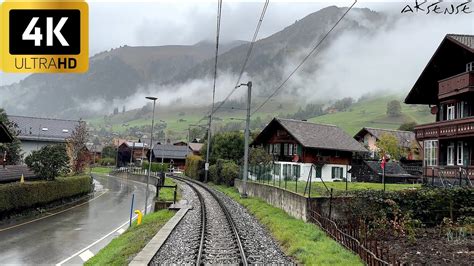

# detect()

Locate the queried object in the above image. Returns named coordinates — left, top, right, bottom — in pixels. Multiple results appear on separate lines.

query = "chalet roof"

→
left=124, top=141, right=148, bottom=148
left=8, top=115, right=80, bottom=142
left=364, top=160, right=412, bottom=178
left=405, top=34, right=474, bottom=104
left=254, top=118, right=367, bottom=153
left=0, top=122, right=13, bottom=143
left=448, top=34, right=474, bottom=51
left=152, top=144, right=188, bottom=159
left=354, top=127, right=415, bottom=149
left=189, top=143, right=204, bottom=152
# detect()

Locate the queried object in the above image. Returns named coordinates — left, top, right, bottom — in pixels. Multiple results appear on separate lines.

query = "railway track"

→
left=172, top=176, right=248, bottom=266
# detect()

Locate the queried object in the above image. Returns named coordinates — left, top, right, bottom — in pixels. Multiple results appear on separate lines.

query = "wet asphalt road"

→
left=0, top=174, right=154, bottom=265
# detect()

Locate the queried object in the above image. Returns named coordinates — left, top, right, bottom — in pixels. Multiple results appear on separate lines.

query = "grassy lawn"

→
left=91, top=167, right=112, bottom=174
left=85, top=209, right=175, bottom=266
left=156, top=177, right=180, bottom=201
left=212, top=185, right=363, bottom=265
left=254, top=180, right=421, bottom=197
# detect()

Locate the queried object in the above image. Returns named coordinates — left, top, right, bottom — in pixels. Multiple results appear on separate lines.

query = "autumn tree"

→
left=377, top=133, right=403, bottom=160
left=67, top=121, right=89, bottom=174
left=0, top=108, right=22, bottom=164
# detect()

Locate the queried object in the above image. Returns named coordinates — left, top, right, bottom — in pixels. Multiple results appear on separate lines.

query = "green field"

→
left=213, top=184, right=363, bottom=265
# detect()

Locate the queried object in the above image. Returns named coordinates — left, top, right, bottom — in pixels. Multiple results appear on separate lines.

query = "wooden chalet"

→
left=405, top=34, right=474, bottom=181
left=252, top=118, right=367, bottom=182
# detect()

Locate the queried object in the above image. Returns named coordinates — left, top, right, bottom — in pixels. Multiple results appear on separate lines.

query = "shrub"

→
left=25, top=144, right=70, bottom=180
left=208, top=164, right=218, bottom=183
left=221, top=161, right=239, bottom=186
left=0, top=175, right=92, bottom=215
left=185, top=155, right=204, bottom=181
left=99, top=157, right=115, bottom=166
left=142, top=162, right=170, bottom=172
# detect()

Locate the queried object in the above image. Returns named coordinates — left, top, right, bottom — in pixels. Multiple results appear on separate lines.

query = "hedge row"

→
left=0, top=175, right=93, bottom=215
left=142, top=162, right=170, bottom=172
left=185, top=155, right=205, bottom=181
left=209, top=159, right=239, bottom=186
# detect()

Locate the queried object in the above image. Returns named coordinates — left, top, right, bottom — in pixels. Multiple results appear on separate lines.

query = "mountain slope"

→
left=1, top=6, right=386, bottom=118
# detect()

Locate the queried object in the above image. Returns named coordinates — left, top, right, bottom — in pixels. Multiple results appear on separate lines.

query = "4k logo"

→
left=1, top=1, right=88, bottom=73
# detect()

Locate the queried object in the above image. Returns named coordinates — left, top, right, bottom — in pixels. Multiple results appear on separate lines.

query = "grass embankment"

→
left=213, top=185, right=363, bottom=265
left=256, top=180, right=421, bottom=197
left=85, top=209, right=175, bottom=265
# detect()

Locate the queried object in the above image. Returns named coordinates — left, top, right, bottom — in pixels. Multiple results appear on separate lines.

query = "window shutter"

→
left=331, top=167, right=335, bottom=179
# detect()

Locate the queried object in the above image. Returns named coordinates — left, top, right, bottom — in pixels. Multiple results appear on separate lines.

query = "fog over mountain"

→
left=0, top=4, right=472, bottom=118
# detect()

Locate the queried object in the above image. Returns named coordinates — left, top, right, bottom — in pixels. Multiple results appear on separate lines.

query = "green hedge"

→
left=0, top=175, right=93, bottom=215
left=185, top=155, right=204, bottom=181
left=142, top=162, right=170, bottom=172
left=209, top=159, right=239, bottom=186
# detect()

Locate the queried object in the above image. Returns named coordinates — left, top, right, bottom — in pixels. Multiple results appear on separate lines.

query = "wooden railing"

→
left=438, top=71, right=474, bottom=99
left=415, top=117, right=474, bottom=139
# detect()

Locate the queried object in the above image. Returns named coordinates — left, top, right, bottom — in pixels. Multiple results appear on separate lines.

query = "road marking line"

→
left=78, top=250, right=94, bottom=262
left=0, top=190, right=109, bottom=233
left=56, top=204, right=152, bottom=266
left=117, top=228, right=125, bottom=234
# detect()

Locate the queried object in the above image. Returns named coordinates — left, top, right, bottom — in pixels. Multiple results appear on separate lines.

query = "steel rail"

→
left=172, top=175, right=248, bottom=266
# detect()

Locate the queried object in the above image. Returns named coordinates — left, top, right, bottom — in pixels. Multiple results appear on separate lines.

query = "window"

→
left=292, top=165, right=301, bottom=180
left=273, top=143, right=280, bottom=155
left=447, top=142, right=455, bottom=166
left=467, top=62, right=474, bottom=72
left=283, top=143, right=288, bottom=156
left=288, top=144, right=294, bottom=156
left=457, top=102, right=464, bottom=119
left=457, top=141, right=464, bottom=166
left=282, top=164, right=291, bottom=179
left=331, top=167, right=343, bottom=179
left=424, top=140, right=438, bottom=166
left=447, top=104, right=455, bottom=120
left=273, top=163, right=281, bottom=177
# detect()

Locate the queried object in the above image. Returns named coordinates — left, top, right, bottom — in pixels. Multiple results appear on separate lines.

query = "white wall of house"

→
left=20, top=140, right=65, bottom=159
left=249, top=161, right=352, bottom=182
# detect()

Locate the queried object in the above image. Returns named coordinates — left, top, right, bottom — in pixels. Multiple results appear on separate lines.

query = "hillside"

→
left=88, top=95, right=434, bottom=141
left=309, top=96, right=434, bottom=135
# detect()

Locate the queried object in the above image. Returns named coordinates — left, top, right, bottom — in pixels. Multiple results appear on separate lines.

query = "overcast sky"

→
left=0, top=0, right=472, bottom=85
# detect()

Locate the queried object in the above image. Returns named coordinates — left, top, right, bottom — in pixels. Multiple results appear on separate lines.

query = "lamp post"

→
left=145, top=96, right=157, bottom=215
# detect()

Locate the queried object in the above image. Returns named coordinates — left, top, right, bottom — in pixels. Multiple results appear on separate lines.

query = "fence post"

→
left=328, top=188, right=333, bottom=219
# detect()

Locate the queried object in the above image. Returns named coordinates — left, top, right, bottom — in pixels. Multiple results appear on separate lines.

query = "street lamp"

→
left=145, top=96, right=157, bottom=215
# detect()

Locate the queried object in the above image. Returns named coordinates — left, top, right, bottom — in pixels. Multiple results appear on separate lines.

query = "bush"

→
left=220, top=161, right=239, bottom=186
left=25, top=144, right=70, bottom=180
left=99, top=157, right=115, bottom=166
left=209, top=159, right=239, bottom=186
left=185, top=155, right=204, bottom=181
left=0, top=175, right=92, bottom=215
left=142, top=162, right=170, bottom=172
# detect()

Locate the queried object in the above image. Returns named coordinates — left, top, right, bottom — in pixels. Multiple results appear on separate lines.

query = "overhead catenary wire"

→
left=196, top=0, right=270, bottom=125
left=250, top=0, right=357, bottom=116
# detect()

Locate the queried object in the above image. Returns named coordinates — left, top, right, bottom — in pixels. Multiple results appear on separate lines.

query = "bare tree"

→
left=67, top=120, right=89, bottom=174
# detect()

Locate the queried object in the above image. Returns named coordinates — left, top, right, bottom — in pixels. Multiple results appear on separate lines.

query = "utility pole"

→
left=205, top=115, right=212, bottom=182
left=239, top=81, right=252, bottom=198
left=145, top=96, right=157, bottom=215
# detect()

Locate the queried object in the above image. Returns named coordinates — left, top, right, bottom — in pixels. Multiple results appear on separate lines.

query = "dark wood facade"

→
left=252, top=119, right=353, bottom=166
left=405, top=34, right=474, bottom=179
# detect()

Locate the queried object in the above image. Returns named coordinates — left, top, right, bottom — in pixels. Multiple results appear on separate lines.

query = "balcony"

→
left=438, top=71, right=474, bottom=99
left=415, top=116, right=474, bottom=140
